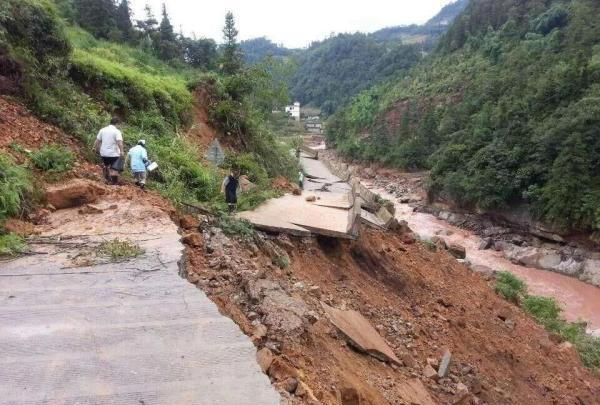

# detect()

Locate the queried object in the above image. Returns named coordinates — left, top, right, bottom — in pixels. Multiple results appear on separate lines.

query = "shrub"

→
left=0, top=233, right=26, bottom=256
left=98, top=238, right=144, bottom=262
left=272, top=254, right=290, bottom=269
left=218, top=214, right=255, bottom=240
left=224, top=153, right=269, bottom=186
left=0, top=154, right=33, bottom=220
left=30, top=144, right=74, bottom=172
left=494, top=271, right=527, bottom=303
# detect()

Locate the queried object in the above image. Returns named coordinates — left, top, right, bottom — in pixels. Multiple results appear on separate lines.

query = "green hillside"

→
left=0, top=0, right=295, bottom=210
left=328, top=0, right=600, bottom=232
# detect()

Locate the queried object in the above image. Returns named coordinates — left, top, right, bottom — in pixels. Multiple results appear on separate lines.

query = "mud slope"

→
left=183, top=223, right=600, bottom=405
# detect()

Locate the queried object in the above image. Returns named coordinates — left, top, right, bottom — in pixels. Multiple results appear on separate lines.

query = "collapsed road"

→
left=0, top=193, right=279, bottom=405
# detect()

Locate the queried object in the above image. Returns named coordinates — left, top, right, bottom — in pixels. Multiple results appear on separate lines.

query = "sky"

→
left=130, top=0, right=456, bottom=48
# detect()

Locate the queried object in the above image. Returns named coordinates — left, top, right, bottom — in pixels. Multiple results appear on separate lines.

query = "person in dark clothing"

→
left=221, top=169, right=241, bottom=213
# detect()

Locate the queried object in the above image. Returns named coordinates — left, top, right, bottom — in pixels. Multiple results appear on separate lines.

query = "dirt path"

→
left=0, top=196, right=279, bottom=404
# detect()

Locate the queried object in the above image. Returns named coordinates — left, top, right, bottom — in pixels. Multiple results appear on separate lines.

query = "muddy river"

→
left=364, top=183, right=600, bottom=336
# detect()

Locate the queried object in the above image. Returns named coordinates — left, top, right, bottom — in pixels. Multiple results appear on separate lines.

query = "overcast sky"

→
left=130, top=0, right=456, bottom=48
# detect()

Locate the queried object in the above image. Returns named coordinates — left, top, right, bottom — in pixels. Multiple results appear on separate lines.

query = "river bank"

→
left=317, top=148, right=600, bottom=334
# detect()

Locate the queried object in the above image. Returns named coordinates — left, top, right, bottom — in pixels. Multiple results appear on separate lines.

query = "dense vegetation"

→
left=239, top=1, right=467, bottom=114
left=495, top=271, right=600, bottom=371
left=0, top=0, right=296, bottom=218
left=328, top=0, right=600, bottom=232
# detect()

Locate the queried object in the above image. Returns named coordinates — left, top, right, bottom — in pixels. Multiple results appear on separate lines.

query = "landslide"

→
left=182, top=220, right=600, bottom=404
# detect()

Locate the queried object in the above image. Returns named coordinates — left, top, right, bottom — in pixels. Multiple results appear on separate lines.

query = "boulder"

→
left=256, top=347, right=274, bottom=373
left=181, top=233, right=203, bottom=248
left=448, top=244, right=466, bottom=259
left=45, top=179, right=104, bottom=209
left=423, top=364, right=438, bottom=381
left=268, top=358, right=299, bottom=381
left=179, top=215, right=200, bottom=230
left=581, top=259, right=600, bottom=287
left=431, top=236, right=447, bottom=250
left=478, top=238, right=493, bottom=250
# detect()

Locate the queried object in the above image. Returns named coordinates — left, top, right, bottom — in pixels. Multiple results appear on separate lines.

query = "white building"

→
left=285, top=102, right=301, bottom=121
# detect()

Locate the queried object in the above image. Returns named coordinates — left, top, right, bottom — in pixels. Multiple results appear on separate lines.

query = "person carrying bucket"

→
left=126, top=139, right=151, bottom=190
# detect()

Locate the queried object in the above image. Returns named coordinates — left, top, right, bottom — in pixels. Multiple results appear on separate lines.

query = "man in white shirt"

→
left=94, top=117, right=124, bottom=185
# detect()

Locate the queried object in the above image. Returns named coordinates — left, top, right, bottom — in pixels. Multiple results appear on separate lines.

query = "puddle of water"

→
left=369, top=185, right=600, bottom=334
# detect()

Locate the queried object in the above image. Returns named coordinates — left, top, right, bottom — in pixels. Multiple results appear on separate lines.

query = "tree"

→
left=115, top=0, right=134, bottom=41
left=183, top=37, right=218, bottom=69
left=221, top=11, right=243, bottom=75
left=136, top=3, right=158, bottom=37
left=74, top=0, right=117, bottom=39
left=156, top=4, right=180, bottom=60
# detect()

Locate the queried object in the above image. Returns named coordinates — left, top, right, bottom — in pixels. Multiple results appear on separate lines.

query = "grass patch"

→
left=0, top=233, right=26, bottom=256
left=272, top=254, right=290, bottom=269
left=494, top=271, right=527, bottom=304
left=98, top=238, right=144, bottom=262
left=30, top=145, right=74, bottom=173
left=495, top=273, right=600, bottom=372
left=218, top=215, right=255, bottom=241
left=0, top=153, right=34, bottom=220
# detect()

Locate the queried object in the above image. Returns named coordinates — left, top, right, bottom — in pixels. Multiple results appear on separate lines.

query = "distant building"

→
left=285, top=102, right=301, bottom=121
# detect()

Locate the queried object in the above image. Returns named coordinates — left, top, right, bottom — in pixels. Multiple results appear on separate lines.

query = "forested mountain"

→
left=240, top=37, right=298, bottom=64
left=239, top=1, right=468, bottom=114
left=328, top=0, right=600, bottom=232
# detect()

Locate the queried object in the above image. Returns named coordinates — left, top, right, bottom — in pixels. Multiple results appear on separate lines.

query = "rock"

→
left=454, top=383, right=470, bottom=404
left=77, top=204, right=103, bottom=215
left=295, top=381, right=318, bottom=400
left=504, top=319, right=516, bottom=330
left=397, top=379, right=436, bottom=405
left=247, top=311, right=259, bottom=321
left=337, top=386, right=361, bottom=405
left=448, top=244, right=466, bottom=259
left=280, top=377, right=298, bottom=393
left=305, top=195, right=316, bottom=202
left=246, top=279, right=309, bottom=336
left=431, top=236, right=447, bottom=250
left=558, top=341, right=574, bottom=353
left=438, top=349, right=452, bottom=378
left=252, top=324, right=268, bottom=339
left=268, top=358, right=299, bottom=381
left=45, top=179, right=104, bottom=209
left=401, top=352, right=417, bottom=368
left=478, top=238, right=493, bottom=250
left=256, top=347, right=274, bottom=373
left=179, top=215, right=200, bottom=230
left=292, top=187, right=302, bottom=196
left=423, top=364, right=438, bottom=381
left=581, top=259, right=600, bottom=287
left=181, top=233, right=203, bottom=248
left=427, top=358, right=439, bottom=368
left=471, top=265, right=495, bottom=280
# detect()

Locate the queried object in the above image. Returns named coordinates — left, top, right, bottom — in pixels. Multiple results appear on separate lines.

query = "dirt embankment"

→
left=181, top=218, right=600, bottom=405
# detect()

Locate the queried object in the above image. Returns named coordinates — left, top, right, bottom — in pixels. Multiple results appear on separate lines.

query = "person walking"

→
left=94, top=117, right=124, bottom=185
left=221, top=168, right=241, bottom=214
left=126, top=140, right=149, bottom=190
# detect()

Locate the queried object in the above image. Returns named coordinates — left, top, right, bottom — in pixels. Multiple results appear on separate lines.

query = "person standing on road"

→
left=126, top=140, right=149, bottom=190
left=221, top=168, right=241, bottom=214
left=94, top=117, right=124, bottom=185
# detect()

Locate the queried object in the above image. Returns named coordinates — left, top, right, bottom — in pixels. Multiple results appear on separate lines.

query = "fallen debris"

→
left=322, top=303, right=401, bottom=365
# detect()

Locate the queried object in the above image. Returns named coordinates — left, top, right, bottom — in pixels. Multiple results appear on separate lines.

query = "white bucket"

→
left=146, top=161, right=158, bottom=172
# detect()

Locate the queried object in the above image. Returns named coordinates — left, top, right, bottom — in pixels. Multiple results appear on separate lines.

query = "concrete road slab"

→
left=0, top=199, right=280, bottom=405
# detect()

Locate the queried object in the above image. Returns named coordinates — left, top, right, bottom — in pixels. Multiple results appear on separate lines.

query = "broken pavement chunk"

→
left=322, top=303, right=401, bottom=365
left=438, top=349, right=452, bottom=378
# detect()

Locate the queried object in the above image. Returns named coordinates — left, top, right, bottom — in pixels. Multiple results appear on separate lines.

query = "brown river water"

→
left=365, top=183, right=600, bottom=335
